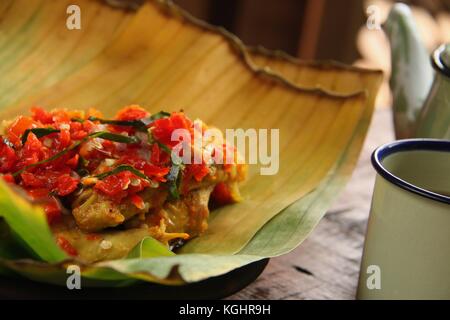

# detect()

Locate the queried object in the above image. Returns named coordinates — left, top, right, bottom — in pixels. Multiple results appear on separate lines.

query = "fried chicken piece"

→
left=72, top=188, right=167, bottom=232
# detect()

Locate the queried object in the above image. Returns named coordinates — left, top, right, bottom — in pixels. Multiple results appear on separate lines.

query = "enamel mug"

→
left=416, top=44, right=450, bottom=139
left=357, top=139, right=450, bottom=299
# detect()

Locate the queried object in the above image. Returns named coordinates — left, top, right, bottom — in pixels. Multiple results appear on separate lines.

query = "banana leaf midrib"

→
left=149, top=0, right=382, bottom=98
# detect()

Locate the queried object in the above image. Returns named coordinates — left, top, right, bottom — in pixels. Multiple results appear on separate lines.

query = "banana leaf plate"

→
left=0, top=259, right=269, bottom=299
left=0, top=0, right=383, bottom=297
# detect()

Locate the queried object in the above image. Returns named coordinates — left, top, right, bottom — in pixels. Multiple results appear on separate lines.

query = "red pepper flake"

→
left=57, top=129, right=71, bottom=149
left=21, top=172, right=46, bottom=188
left=44, top=200, right=62, bottom=225
left=31, top=107, right=53, bottom=124
left=82, top=119, right=96, bottom=133
left=109, top=105, right=150, bottom=134
left=56, top=236, right=78, bottom=257
left=86, top=233, right=102, bottom=241
left=65, top=154, right=79, bottom=168
left=150, top=143, right=161, bottom=165
left=20, top=132, right=44, bottom=167
left=69, top=121, right=83, bottom=131
left=211, top=182, right=233, bottom=206
left=25, top=188, right=62, bottom=223
left=143, top=164, right=170, bottom=182
left=7, top=116, right=36, bottom=147
left=0, top=140, right=18, bottom=173
left=152, top=112, right=192, bottom=147
left=119, top=154, right=147, bottom=170
left=94, top=171, right=131, bottom=199
left=55, top=174, right=79, bottom=196
left=71, top=130, right=88, bottom=140
left=2, top=174, right=15, bottom=184
left=115, top=105, right=149, bottom=121
left=26, top=187, right=51, bottom=199
left=130, top=194, right=145, bottom=210
left=188, top=164, right=209, bottom=182
left=51, top=109, right=71, bottom=123
left=149, top=143, right=170, bottom=166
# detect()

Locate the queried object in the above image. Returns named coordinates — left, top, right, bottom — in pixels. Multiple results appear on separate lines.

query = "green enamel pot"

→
left=416, top=44, right=450, bottom=139
left=357, top=139, right=450, bottom=299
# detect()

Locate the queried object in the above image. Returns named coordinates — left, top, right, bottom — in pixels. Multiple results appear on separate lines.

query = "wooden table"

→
left=229, top=108, right=394, bottom=300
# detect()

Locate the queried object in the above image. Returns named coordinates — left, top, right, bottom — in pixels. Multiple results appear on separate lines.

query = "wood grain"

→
left=228, top=108, right=394, bottom=300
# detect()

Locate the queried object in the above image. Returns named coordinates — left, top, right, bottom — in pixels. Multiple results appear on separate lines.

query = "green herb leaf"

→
left=95, top=164, right=149, bottom=181
left=87, top=111, right=170, bottom=132
left=166, top=163, right=182, bottom=199
left=0, top=181, right=67, bottom=262
left=127, top=236, right=175, bottom=259
left=90, top=131, right=140, bottom=144
left=156, top=141, right=172, bottom=155
left=154, top=141, right=182, bottom=199
left=87, top=117, right=148, bottom=132
left=21, top=128, right=60, bottom=145
left=149, top=111, right=171, bottom=121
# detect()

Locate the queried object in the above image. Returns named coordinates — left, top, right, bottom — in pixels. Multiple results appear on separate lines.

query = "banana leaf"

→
left=0, top=0, right=383, bottom=286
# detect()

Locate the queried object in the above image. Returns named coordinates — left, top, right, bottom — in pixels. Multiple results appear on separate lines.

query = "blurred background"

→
left=171, top=0, right=450, bottom=108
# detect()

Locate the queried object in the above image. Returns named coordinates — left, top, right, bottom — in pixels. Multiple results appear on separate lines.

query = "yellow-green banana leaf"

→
left=0, top=0, right=382, bottom=286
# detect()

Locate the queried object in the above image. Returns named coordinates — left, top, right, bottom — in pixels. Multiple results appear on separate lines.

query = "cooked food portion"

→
left=72, top=187, right=168, bottom=232
left=0, top=106, right=246, bottom=262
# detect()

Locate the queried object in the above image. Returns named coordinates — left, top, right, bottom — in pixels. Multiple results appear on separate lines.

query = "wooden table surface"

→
left=228, top=108, right=394, bottom=300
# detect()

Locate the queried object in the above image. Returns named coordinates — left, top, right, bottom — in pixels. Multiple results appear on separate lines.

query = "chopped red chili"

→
left=130, top=194, right=145, bottom=209
left=1, top=106, right=233, bottom=223
left=211, top=182, right=233, bottom=206
left=86, top=233, right=102, bottom=241
left=56, top=236, right=78, bottom=256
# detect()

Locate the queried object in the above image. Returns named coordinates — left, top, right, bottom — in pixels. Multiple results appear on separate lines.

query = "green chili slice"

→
left=95, top=164, right=149, bottom=181
left=85, top=111, right=171, bottom=132
left=21, top=128, right=60, bottom=145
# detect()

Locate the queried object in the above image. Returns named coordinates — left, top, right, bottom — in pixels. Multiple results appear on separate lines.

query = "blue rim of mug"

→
left=431, top=44, right=450, bottom=78
left=372, top=139, right=450, bottom=205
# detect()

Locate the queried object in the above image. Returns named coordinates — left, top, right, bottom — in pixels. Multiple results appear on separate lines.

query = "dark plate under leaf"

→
left=0, top=259, right=268, bottom=300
